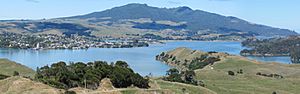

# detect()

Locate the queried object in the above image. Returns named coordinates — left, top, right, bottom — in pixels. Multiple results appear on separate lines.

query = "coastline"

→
left=159, top=40, right=242, bottom=43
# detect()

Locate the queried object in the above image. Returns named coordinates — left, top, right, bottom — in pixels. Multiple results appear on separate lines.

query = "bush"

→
left=256, top=72, right=261, bottom=75
left=188, top=56, right=220, bottom=70
left=0, top=74, right=9, bottom=80
left=65, top=91, right=76, bottom=94
left=237, top=69, right=243, bottom=74
left=13, top=71, right=19, bottom=76
left=163, top=69, right=199, bottom=86
left=228, top=71, right=235, bottom=76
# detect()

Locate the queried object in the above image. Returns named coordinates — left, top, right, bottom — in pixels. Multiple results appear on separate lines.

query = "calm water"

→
left=0, top=41, right=292, bottom=76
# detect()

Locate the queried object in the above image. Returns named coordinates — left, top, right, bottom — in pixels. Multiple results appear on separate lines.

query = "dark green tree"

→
left=115, top=61, right=129, bottom=68
left=13, top=71, right=19, bottom=76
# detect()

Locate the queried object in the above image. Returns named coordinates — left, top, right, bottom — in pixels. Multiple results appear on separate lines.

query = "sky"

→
left=0, top=0, right=299, bottom=32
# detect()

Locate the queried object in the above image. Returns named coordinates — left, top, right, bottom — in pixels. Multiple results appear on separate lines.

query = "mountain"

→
left=66, top=3, right=297, bottom=36
left=0, top=3, right=297, bottom=39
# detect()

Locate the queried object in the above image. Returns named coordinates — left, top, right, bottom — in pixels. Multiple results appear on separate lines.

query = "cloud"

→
left=26, top=0, right=39, bottom=3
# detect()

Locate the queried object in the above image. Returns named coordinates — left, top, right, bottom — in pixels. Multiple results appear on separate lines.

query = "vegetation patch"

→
left=35, top=61, right=149, bottom=89
left=0, top=74, right=9, bottom=80
left=256, top=72, right=283, bottom=79
left=241, top=36, right=300, bottom=63
left=156, top=47, right=226, bottom=71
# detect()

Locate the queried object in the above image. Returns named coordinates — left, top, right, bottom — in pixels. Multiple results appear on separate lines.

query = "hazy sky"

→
left=1, top=0, right=299, bottom=32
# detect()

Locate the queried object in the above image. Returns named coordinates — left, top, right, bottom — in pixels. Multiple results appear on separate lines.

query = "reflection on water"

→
left=0, top=41, right=291, bottom=76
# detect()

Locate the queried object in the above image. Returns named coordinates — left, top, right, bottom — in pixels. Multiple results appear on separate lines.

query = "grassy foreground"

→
left=195, top=56, right=300, bottom=94
left=0, top=58, right=214, bottom=94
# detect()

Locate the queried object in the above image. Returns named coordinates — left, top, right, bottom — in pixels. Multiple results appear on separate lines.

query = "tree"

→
left=237, top=69, right=243, bottom=74
left=160, top=52, right=165, bottom=56
left=228, top=71, right=235, bottom=76
left=115, top=61, right=129, bottom=68
left=65, top=91, right=76, bottom=94
left=13, top=71, right=19, bottom=76
left=0, top=74, right=9, bottom=80
left=183, top=70, right=195, bottom=82
left=164, top=68, right=183, bottom=82
left=182, top=88, right=186, bottom=93
left=35, top=61, right=149, bottom=89
left=291, top=46, right=300, bottom=64
left=166, top=68, right=179, bottom=75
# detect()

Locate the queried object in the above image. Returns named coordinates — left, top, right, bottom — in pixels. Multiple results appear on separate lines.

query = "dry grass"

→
left=0, top=58, right=35, bottom=77
left=0, top=76, right=64, bottom=94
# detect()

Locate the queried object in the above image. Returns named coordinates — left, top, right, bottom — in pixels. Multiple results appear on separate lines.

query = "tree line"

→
left=241, top=36, right=300, bottom=63
left=35, top=61, right=149, bottom=89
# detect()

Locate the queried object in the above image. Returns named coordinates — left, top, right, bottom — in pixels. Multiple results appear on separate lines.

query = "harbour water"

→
left=0, top=41, right=292, bottom=76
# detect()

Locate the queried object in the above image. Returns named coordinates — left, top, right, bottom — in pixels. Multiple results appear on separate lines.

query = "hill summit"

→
left=67, top=3, right=297, bottom=37
left=0, top=3, right=297, bottom=39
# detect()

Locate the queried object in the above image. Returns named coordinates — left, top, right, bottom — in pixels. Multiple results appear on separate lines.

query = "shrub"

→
left=256, top=72, right=261, bottom=75
left=65, top=91, right=76, bottom=94
left=228, top=71, right=235, bottom=76
left=0, top=74, right=9, bottom=80
left=13, top=71, right=19, bottom=76
left=237, top=69, right=243, bottom=74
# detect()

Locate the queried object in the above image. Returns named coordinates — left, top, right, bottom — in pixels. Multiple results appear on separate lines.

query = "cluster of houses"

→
left=0, top=33, right=150, bottom=50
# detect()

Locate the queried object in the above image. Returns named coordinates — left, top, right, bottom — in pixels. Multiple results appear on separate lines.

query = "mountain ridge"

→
left=0, top=3, right=297, bottom=38
left=63, top=3, right=299, bottom=36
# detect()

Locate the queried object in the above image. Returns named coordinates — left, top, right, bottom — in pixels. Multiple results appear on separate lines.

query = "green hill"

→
left=196, top=56, right=300, bottom=94
left=68, top=3, right=297, bottom=37
left=0, top=59, right=35, bottom=77
left=157, top=47, right=300, bottom=94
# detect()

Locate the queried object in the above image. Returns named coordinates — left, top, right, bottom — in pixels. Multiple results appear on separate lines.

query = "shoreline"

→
left=241, top=54, right=290, bottom=57
left=0, top=40, right=242, bottom=50
left=159, top=40, right=242, bottom=42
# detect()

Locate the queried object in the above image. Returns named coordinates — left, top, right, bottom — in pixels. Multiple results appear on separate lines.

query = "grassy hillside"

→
left=154, top=80, right=216, bottom=94
left=195, top=56, right=300, bottom=94
left=66, top=78, right=215, bottom=94
left=0, top=75, right=214, bottom=94
left=0, top=59, right=35, bottom=77
left=157, top=48, right=300, bottom=94
left=0, top=76, right=64, bottom=94
left=156, top=47, right=229, bottom=70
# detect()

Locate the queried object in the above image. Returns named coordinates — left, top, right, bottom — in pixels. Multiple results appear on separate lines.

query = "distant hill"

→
left=67, top=3, right=297, bottom=37
left=0, top=3, right=297, bottom=38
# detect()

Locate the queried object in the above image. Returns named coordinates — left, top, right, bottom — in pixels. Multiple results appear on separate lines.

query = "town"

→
left=0, top=33, right=153, bottom=50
